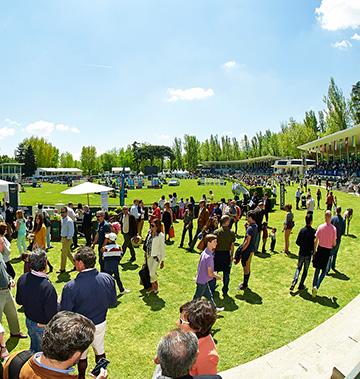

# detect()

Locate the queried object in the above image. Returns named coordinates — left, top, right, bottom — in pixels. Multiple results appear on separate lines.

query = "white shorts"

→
left=80, top=321, right=106, bottom=359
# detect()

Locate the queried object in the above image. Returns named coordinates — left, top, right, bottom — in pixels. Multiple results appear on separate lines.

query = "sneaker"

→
left=289, top=283, right=295, bottom=291
left=216, top=307, right=224, bottom=312
left=119, top=289, right=130, bottom=295
left=129, top=257, right=136, bottom=262
left=312, top=286, right=318, bottom=297
left=298, top=284, right=306, bottom=291
left=238, top=283, right=247, bottom=290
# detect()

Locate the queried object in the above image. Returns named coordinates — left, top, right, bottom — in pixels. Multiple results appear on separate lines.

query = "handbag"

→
left=139, top=262, right=151, bottom=290
left=234, top=243, right=245, bottom=265
left=196, top=238, right=206, bottom=251
left=169, top=225, right=175, bottom=238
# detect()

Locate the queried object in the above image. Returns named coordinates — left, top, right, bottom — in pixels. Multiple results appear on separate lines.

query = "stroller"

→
left=301, top=195, right=307, bottom=209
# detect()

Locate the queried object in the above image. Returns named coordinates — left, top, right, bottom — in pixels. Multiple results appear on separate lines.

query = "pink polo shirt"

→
left=315, top=222, right=337, bottom=249
left=190, top=334, right=219, bottom=376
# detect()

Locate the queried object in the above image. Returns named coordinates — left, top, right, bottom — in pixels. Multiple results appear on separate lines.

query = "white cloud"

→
left=25, top=120, right=80, bottom=136
left=25, top=120, right=55, bottom=136
left=4, top=118, right=21, bottom=127
left=0, top=127, right=16, bottom=139
left=315, top=0, right=360, bottom=31
left=166, top=87, right=214, bottom=102
left=351, top=32, right=360, bottom=40
left=332, top=39, right=352, bottom=49
left=222, top=60, right=237, bottom=70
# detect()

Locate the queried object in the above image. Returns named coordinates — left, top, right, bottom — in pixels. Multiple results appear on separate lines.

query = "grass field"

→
left=7, top=180, right=360, bottom=378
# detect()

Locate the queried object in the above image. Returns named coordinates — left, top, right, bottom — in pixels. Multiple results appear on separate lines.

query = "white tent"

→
left=61, top=182, right=114, bottom=205
left=0, top=179, right=14, bottom=193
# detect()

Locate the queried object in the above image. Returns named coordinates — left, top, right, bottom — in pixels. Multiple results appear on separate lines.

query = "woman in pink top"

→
left=176, top=298, right=219, bottom=376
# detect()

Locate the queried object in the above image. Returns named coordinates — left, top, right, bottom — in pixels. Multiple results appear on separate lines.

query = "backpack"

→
left=6, top=350, right=33, bottom=378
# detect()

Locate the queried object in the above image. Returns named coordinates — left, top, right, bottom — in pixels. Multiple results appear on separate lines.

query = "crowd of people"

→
left=0, top=180, right=355, bottom=378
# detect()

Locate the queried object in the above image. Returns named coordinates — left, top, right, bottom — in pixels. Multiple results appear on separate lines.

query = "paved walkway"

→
left=220, top=295, right=360, bottom=379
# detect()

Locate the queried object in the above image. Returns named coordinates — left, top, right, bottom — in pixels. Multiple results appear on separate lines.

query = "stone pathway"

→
left=220, top=295, right=360, bottom=379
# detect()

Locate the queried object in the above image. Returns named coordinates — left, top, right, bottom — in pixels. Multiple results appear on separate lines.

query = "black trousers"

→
left=122, top=233, right=136, bottom=260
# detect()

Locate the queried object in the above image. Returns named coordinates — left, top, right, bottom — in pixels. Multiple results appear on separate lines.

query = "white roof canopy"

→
left=61, top=182, right=114, bottom=195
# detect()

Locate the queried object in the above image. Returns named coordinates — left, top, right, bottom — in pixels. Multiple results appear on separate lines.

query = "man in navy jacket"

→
left=61, top=246, right=116, bottom=379
left=16, top=250, right=58, bottom=353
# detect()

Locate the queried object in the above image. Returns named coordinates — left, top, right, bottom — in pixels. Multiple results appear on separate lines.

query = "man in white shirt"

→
left=67, top=203, right=78, bottom=249
left=306, top=194, right=315, bottom=215
left=130, top=199, right=140, bottom=224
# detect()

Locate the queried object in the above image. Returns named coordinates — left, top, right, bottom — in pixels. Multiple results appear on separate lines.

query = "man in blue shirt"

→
left=61, top=247, right=116, bottom=379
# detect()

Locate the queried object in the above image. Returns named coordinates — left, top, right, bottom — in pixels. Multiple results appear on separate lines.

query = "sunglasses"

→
left=179, top=317, right=189, bottom=325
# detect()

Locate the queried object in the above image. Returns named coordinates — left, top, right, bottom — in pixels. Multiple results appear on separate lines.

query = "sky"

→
left=0, top=0, right=360, bottom=159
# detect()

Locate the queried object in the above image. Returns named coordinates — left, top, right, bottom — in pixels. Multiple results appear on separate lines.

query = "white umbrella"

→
left=61, top=182, right=114, bottom=205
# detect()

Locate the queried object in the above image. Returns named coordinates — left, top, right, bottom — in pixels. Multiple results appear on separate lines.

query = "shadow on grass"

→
left=140, top=291, right=166, bottom=311
left=6, top=337, right=20, bottom=353
left=110, top=300, right=121, bottom=308
left=213, top=293, right=239, bottom=312
left=235, top=288, right=263, bottom=305
left=56, top=272, right=71, bottom=283
left=285, top=251, right=298, bottom=260
left=344, top=234, right=357, bottom=239
left=254, top=251, right=271, bottom=259
left=299, top=290, right=339, bottom=309
left=120, top=262, right=140, bottom=271
left=328, top=269, right=350, bottom=281
left=165, top=240, right=175, bottom=245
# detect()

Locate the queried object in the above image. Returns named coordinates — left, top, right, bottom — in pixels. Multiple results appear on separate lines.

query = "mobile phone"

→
left=90, top=357, right=110, bottom=377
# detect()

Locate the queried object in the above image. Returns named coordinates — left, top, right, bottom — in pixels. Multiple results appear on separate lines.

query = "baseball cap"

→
left=105, top=232, right=117, bottom=242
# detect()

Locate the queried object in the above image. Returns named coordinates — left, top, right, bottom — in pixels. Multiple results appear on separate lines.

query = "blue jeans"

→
left=26, top=317, right=44, bottom=353
left=312, top=268, right=327, bottom=289
left=292, top=255, right=311, bottom=287
left=193, top=282, right=216, bottom=308
left=326, top=240, right=341, bottom=273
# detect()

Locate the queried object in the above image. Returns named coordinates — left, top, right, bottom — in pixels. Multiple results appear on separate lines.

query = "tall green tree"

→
left=59, top=152, right=75, bottom=168
left=350, top=81, right=360, bottom=126
left=173, top=137, right=183, bottom=169
left=80, top=146, right=97, bottom=175
left=304, top=110, right=318, bottom=134
left=23, top=145, right=37, bottom=177
left=323, top=77, right=349, bottom=134
left=183, top=135, right=200, bottom=170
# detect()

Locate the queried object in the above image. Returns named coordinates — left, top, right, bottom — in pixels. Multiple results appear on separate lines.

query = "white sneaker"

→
left=120, top=289, right=130, bottom=295
left=216, top=307, right=224, bottom=312
left=312, top=287, right=317, bottom=297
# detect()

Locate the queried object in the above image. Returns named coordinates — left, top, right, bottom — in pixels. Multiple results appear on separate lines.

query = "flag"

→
left=352, top=135, right=356, bottom=147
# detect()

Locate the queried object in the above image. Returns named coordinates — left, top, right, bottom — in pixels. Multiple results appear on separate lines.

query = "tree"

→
left=80, top=146, right=97, bottom=175
left=59, top=152, right=75, bottom=168
left=173, top=138, right=183, bottom=169
left=350, top=81, right=360, bottom=126
left=183, top=135, right=200, bottom=170
left=304, top=110, right=318, bottom=134
left=16, top=137, right=59, bottom=167
left=23, top=145, right=37, bottom=177
left=318, top=110, right=326, bottom=134
left=323, top=77, right=349, bottom=134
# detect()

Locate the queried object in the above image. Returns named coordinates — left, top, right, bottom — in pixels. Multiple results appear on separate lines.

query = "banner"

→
left=352, top=135, right=356, bottom=147
left=280, top=183, right=285, bottom=210
left=101, top=192, right=109, bottom=211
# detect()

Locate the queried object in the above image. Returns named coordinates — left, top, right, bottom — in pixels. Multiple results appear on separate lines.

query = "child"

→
left=102, top=232, right=129, bottom=296
left=15, top=210, right=27, bottom=258
left=270, top=227, right=277, bottom=252
left=261, top=222, right=268, bottom=254
left=193, top=234, right=223, bottom=312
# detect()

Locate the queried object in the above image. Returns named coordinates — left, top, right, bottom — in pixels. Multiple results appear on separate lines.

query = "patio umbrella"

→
left=61, top=182, right=114, bottom=205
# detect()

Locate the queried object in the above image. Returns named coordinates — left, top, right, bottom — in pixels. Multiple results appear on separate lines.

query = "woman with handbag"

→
left=145, top=218, right=165, bottom=294
left=162, top=202, right=173, bottom=242
left=283, top=204, right=294, bottom=255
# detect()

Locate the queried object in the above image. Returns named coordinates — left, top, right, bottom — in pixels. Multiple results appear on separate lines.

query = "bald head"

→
left=325, top=210, right=332, bottom=223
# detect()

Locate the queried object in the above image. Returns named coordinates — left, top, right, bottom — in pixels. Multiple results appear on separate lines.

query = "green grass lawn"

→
left=7, top=180, right=360, bottom=378
left=19, top=179, right=234, bottom=207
